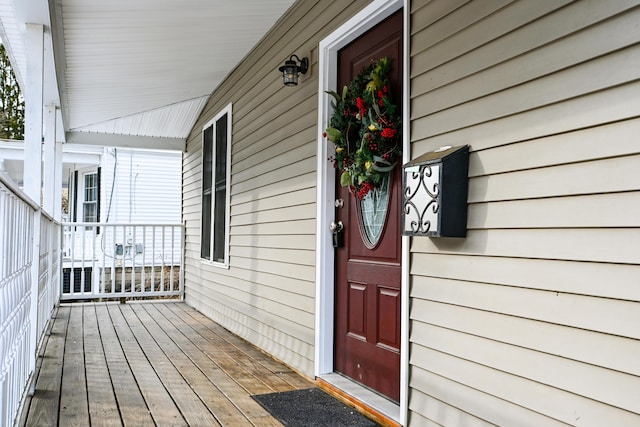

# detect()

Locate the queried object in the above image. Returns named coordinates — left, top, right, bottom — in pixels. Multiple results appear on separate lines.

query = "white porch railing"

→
left=61, top=223, right=184, bottom=301
left=1, top=176, right=183, bottom=426
left=0, top=173, right=60, bottom=427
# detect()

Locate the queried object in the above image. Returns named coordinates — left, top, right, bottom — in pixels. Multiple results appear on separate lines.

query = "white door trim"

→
left=314, top=0, right=408, bottom=424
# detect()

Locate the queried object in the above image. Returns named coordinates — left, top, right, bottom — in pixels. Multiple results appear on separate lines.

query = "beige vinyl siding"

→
left=409, top=0, right=640, bottom=425
left=182, top=0, right=372, bottom=377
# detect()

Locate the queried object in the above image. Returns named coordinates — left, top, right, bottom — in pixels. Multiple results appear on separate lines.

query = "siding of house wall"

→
left=182, top=0, right=371, bottom=377
left=92, top=148, right=183, bottom=266
left=101, top=148, right=182, bottom=224
left=408, top=0, right=640, bottom=425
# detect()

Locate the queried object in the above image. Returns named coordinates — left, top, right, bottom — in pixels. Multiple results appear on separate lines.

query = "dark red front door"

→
left=334, top=10, right=403, bottom=403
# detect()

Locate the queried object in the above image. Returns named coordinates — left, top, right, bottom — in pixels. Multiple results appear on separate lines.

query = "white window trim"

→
left=82, top=171, right=99, bottom=223
left=74, top=168, right=99, bottom=224
left=201, top=102, right=232, bottom=269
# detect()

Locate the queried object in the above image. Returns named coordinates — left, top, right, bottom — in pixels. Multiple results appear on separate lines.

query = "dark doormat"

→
left=252, top=388, right=380, bottom=426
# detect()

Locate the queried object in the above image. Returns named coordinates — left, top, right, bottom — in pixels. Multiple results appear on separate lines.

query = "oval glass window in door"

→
left=357, top=174, right=391, bottom=248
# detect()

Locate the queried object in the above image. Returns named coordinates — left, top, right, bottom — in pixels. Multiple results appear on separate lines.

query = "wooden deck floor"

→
left=20, top=301, right=314, bottom=426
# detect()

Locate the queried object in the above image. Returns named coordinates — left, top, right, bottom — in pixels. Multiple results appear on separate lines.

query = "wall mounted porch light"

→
left=402, top=145, right=469, bottom=238
left=279, top=54, right=308, bottom=86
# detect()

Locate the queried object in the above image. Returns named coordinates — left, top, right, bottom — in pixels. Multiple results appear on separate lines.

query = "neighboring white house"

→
left=0, top=141, right=181, bottom=222
left=63, top=147, right=182, bottom=297
left=0, top=142, right=182, bottom=295
left=64, top=146, right=181, bottom=226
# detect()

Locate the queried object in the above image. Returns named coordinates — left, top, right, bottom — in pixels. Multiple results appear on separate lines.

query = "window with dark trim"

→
left=201, top=104, right=231, bottom=266
left=83, top=172, right=98, bottom=222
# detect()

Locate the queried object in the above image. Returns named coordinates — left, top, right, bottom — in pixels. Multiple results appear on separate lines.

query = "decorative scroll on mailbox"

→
left=402, top=145, right=469, bottom=238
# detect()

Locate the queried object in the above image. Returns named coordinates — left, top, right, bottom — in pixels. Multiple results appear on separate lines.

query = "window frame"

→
left=200, top=103, right=232, bottom=268
left=82, top=171, right=99, bottom=223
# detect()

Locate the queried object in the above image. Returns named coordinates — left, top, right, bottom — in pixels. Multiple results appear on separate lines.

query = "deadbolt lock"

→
left=329, top=221, right=343, bottom=233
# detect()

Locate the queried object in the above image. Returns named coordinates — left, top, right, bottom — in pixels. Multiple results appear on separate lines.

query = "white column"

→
left=24, top=24, right=44, bottom=202
left=25, top=23, right=45, bottom=379
left=43, top=104, right=56, bottom=213
left=54, top=140, right=63, bottom=221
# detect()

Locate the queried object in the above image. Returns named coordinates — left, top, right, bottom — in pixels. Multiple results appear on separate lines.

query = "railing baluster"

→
left=110, top=224, right=116, bottom=295
left=180, top=223, right=185, bottom=299
left=100, top=225, right=105, bottom=295
left=141, top=225, right=146, bottom=293
left=70, top=224, right=75, bottom=297
left=91, top=225, right=96, bottom=296
left=131, top=225, right=142, bottom=292
left=170, top=225, right=175, bottom=292
left=151, top=225, right=156, bottom=293
left=80, top=225, right=86, bottom=296
left=57, top=222, right=183, bottom=301
left=1, top=175, right=60, bottom=427
left=160, top=225, right=165, bottom=292
left=120, top=225, right=124, bottom=294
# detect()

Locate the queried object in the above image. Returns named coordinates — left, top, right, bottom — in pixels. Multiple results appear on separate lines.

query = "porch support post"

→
left=43, top=104, right=56, bottom=213
left=53, top=139, right=63, bottom=302
left=43, top=105, right=60, bottom=315
left=25, top=23, right=45, bottom=380
left=54, top=139, right=63, bottom=221
left=24, top=23, right=44, bottom=202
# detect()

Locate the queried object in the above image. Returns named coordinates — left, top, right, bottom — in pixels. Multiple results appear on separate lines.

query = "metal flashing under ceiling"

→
left=0, top=0, right=296, bottom=150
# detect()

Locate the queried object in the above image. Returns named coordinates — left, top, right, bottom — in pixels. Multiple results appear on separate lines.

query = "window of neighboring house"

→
left=201, top=103, right=231, bottom=266
left=83, top=171, right=99, bottom=223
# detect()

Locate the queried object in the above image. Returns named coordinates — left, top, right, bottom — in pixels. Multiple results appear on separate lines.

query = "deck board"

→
left=83, top=305, right=121, bottom=427
left=171, top=305, right=314, bottom=390
left=139, top=303, right=262, bottom=425
left=21, top=301, right=314, bottom=426
left=150, top=302, right=284, bottom=425
left=121, top=304, right=222, bottom=426
left=170, top=303, right=298, bottom=384
left=106, top=303, right=187, bottom=426
left=24, top=306, right=69, bottom=426
left=59, top=305, right=90, bottom=426
left=94, top=304, right=156, bottom=427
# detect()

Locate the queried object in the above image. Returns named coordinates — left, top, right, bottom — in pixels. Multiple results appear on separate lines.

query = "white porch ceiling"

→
left=0, top=0, right=296, bottom=149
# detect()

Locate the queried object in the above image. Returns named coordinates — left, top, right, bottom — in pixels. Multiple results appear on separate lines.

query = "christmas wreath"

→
left=324, top=57, right=401, bottom=199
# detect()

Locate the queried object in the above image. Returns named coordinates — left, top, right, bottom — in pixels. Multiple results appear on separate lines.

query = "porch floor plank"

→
left=59, top=304, right=90, bottom=426
left=83, top=305, right=121, bottom=427
left=21, top=301, right=315, bottom=426
left=23, top=306, right=69, bottom=426
left=94, top=304, right=156, bottom=426
left=164, top=303, right=276, bottom=395
left=115, top=305, right=218, bottom=426
left=106, top=303, right=194, bottom=426
left=119, top=304, right=222, bottom=427
left=138, top=303, right=266, bottom=425
left=171, top=304, right=315, bottom=391
left=151, top=302, right=283, bottom=425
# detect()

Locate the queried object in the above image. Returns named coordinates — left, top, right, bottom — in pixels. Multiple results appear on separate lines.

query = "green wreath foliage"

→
left=324, top=57, right=401, bottom=199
